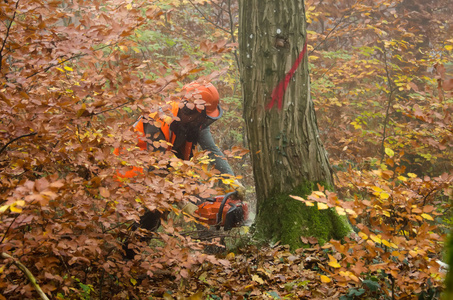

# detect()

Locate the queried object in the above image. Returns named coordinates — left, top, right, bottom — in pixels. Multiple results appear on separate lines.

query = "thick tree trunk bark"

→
left=239, top=0, right=350, bottom=248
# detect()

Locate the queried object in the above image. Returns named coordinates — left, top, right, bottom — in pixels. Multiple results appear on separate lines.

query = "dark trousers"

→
left=123, top=209, right=164, bottom=259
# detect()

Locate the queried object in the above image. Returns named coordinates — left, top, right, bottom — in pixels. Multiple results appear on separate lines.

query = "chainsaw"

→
left=195, top=191, right=249, bottom=231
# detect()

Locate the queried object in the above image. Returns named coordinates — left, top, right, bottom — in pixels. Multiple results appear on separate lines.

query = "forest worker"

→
left=115, top=81, right=245, bottom=235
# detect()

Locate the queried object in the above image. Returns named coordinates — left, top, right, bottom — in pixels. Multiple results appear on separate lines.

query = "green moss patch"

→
left=254, top=181, right=351, bottom=249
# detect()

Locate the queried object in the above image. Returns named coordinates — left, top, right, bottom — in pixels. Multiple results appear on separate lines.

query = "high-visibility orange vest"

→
left=114, top=102, right=194, bottom=179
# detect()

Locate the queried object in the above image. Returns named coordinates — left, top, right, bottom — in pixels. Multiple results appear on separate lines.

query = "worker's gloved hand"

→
left=233, top=179, right=246, bottom=200
left=181, top=202, right=199, bottom=216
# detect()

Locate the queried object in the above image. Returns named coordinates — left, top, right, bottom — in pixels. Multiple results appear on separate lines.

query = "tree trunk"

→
left=238, top=0, right=350, bottom=248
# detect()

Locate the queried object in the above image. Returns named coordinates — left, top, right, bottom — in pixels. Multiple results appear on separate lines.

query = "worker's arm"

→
left=197, top=127, right=235, bottom=176
left=198, top=127, right=246, bottom=199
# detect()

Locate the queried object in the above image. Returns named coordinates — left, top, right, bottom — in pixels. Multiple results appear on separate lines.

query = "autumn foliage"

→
left=0, top=0, right=452, bottom=299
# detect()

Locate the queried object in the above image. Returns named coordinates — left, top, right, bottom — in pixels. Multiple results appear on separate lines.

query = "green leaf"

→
left=384, top=147, right=394, bottom=157
left=363, top=279, right=380, bottom=291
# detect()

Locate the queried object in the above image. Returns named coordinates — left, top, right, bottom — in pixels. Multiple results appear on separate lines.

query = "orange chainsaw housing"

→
left=196, top=195, right=248, bottom=228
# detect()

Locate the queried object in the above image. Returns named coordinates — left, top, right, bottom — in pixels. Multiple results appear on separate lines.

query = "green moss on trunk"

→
left=254, top=181, right=351, bottom=249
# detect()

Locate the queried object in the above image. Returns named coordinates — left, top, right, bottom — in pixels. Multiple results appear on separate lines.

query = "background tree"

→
left=238, top=0, right=350, bottom=248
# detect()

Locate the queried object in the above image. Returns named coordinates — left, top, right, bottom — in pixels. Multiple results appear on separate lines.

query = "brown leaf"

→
left=35, top=177, right=49, bottom=192
left=180, top=268, right=189, bottom=279
left=443, top=78, right=453, bottom=91
left=99, top=187, right=110, bottom=198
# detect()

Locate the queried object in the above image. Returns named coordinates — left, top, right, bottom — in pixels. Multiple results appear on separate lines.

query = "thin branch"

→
left=378, top=37, right=396, bottom=163
left=0, top=0, right=20, bottom=71
left=25, top=53, right=86, bottom=79
left=93, top=101, right=131, bottom=116
left=309, top=8, right=348, bottom=55
left=0, top=132, right=37, bottom=155
left=187, top=0, right=230, bottom=34
left=227, top=0, right=241, bottom=74
left=0, top=213, right=20, bottom=245
left=1, top=252, right=51, bottom=300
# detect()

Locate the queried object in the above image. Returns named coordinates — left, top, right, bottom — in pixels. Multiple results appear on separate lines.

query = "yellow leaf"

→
left=345, top=209, right=357, bottom=217
left=64, top=66, right=73, bottom=71
left=221, top=178, right=234, bottom=185
left=370, top=234, right=382, bottom=244
left=305, top=201, right=314, bottom=206
left=15, top=200, right=25, bottom=207
left=126, top=3, right=132, bottom=10
left=421, top=213, right=434, bottom=221
left=56, top=67, right=65, bottom=72
left=384, top=148, right=394, bottom=157
left=317, top=202, right=328, bottom=210
left=320, top=275, right=331, bottom=283
left=397, top=176, right=407, bottom=181
left=350, top=274, right=360, bottom=282
left=9, top=200, right=25, bottom=213
left=371, top=186, right=383, bottom=192
left=335, top=206, right=346, bottom=216
left=0, top=205, right=10, bottom=214
left=382, top=240, right=391, bottom=247
left=358, top=232, right=368, bottom=240
left=328, top=255, right=341, bottom=268
left=383, top=210, right=390, bottom=217
left=445, top=45, right=453, bottom=51
left=407, top=173, right=417, bottom=178
left=379, top=192, right=390, bottom=200
left=9, top=204, right=22, bottom=213
left=252, top=274, right=264, bottom=285
left=313, top=191, right=325, bottom=197
left=130, top=278, right=137, bottom=285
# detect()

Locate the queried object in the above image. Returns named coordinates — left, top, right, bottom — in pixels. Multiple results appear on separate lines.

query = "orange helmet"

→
left=182, top=82, right=220, bottom=118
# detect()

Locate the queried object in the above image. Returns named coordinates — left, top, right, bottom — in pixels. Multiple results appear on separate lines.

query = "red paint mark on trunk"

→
left=266, top=42, right=308, bottom=110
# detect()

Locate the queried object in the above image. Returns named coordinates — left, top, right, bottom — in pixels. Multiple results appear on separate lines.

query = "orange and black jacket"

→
left=114, top=102, right=234, bottom=179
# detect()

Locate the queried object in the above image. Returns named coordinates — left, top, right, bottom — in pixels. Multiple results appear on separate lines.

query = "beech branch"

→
left=0, top=0, right=19, bottom=71
left=0, top=132, right=37, bottom=155
left=187, top=0, right=230, bottom=34
left=1, top=252, right=51, bottom=300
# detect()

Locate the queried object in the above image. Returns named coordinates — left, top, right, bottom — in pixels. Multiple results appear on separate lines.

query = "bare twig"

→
left=1, top=252, right=51, bottom=300
left=0, top=213, right=20, bottom=245
left=93, top=101, right=131, bottom=116
left=187, top=0, right=230, bottom=34
left=378, top=37, right=396, bottom=163
left=25, top=53, right=86, bottom=79
left=309, top=5, right=352, bottom=55
left=227, top=0, right=241, bottom=72
left=0, top=0, right=20, bottom=71
left=0, top=132, right=37, bottom=155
